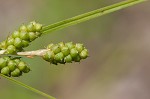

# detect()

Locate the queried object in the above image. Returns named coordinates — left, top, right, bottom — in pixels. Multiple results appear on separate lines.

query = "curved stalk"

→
left=41, top=0, right=146, bottom=34
left=0, top=74, right=56, bottom=99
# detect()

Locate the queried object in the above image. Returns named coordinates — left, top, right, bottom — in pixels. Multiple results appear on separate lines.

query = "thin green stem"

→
left=41, top=0, right=146, bottom=34
left=0, top=74, right=56, bottom=99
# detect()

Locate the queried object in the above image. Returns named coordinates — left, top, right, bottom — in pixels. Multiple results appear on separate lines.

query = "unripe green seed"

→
left=35, top=23, right=42, bottom=32
left=8, top=60, right=16, bottom=71
left=35, top=32, right=42, bottom=37
left=0, top=41, right=7, bottom=49
left=7, top=37, right=15, bottom=45
left=0, top=58, right=7, bottom=69
left=61, top=46, right=70, bottom=56
left=14, top=37, right=22, bottom=48
left=29, top=32, right=36, bottom=41
left=43, top=51, right=54, bottom=62
left=1, top=67, right=10, bottom=76
left=70, top=48, right=78, bottom=58
left=65, top=42, right=75, bottom=49
left=64, top=55, right=72, bottom=63
left=22, top=40, right=29, bottom=47
left=80, top=49, right=88, bottom=59
left=47, top=43, right=54, bottom=49
left=3, top=56, right=11, bottom=62
left=73, top=55, right=81, bottom=62
left=75, top=43, right=84, bottom=52
left=20, top=31, right=29, bottom=40
left=18, top=61, right=27, bottom=71
left=27, top=23, right=35, bottom=32
left=30, top=21, right=36, bottom=26
left=51, top=60, right=58, bottom=65
left=54, top=52, right=64, bottom=62
left=12, top=31, right=20, bottom=38
left=23, top=66, right=30, bottom=73
left=58, top=42, right=65, bottom=48
left=6, top=45, right=16, bottom=54
left=20, top=25, right=28, bottom=32
left=14, top=59, right=21, bottom=65
left=11, top=68, right=22, bottom=77
left=52, top=45, right=61, bottom=54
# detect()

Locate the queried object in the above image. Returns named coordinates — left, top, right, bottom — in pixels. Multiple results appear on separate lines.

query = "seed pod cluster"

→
left=0, top=56, right=30, bottom=77
left=0, top=21, right=43, bottom=54
left=43, top=42, right=88, bottom=65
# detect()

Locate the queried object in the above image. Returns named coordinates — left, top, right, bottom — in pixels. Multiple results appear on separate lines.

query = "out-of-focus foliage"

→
left=0, top=0, right=149, bottom=99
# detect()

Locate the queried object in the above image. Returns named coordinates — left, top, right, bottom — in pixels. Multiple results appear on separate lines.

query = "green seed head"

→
left=18, top=61, right=27, bottom=71
left=3, top=56, right=11, bottom=62
left=43, top=51, right=55, bottom=62
left=73, top=55, right=81, bottom=62
left=22, top=40, right=29, bottom=47
left=35, top=32, right=42, bottom=37
left=30, top=21, right=36, bottom=26
left=61, top=46, right=70, bottom=56
left=20, top=31, right=29, bottom=40
left=65, top=42, right=75, bottom=49
left=14, top=59, right=21, bottom=65
left=75, top=43, right=84, bottom=52
left=58, top=42, right=65, bottom=48
left=70, top=48, right=78, bottom=58
left=20, top=25, right=28, bottom=32
left=14, top=37, right=22, bottom=48
left=23, top=66, right=30, bottom=73
left=64, top=55, right=72, bottom=63
left=52, top=45, right=61, bottom=54
left=8, top=60, right=17, bottom=71
left=6, top=45, right=16, bottom=54
left=7, top=37, right=15, bottom=45
left=29, top=32, right=37, bottom=41
left=35, top=23, right=42, bottom=32
left=47, top=43, right=54, bottom=49
left=54, top=52, right=64, bottom=62
left=12, top=31, right=20, bottom=38
left=1, top=67, right=10, bottom=76
left=0, top=41, right=7, bottom=49
left=80, top=49, right=88, bottom=59
left=11, top=68, right=22, bottom=77
left=43, top=42, right=89, bottom=64
left=27, top=23, right=35, bottom=32
left=0, top=58, right=7, bottom=69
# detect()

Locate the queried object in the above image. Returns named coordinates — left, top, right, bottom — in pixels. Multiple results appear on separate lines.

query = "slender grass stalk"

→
left=42, top=0, right=146, bottom=34
left=0, top=74, right=56, bottom=99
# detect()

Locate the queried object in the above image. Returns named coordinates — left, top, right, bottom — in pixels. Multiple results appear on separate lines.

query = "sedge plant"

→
left=0, top=0, right=147, bottom=99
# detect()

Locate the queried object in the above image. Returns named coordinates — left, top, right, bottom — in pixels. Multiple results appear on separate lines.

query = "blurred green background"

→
left=0, top=0, right=150, bottom=99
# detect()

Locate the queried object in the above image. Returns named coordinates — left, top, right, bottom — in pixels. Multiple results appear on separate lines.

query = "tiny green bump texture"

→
left=43, top=42, right=88, bottom=65
left=0, top=56, right=30, bottom=77
left=0, top=21, right=43, bottom=54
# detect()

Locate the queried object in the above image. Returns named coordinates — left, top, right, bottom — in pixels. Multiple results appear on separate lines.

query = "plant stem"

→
left=0, top=49, right=49, bottom=57
left=41, top=0, right=146, bottom=34
left=0, top=74, right=56, bottom=99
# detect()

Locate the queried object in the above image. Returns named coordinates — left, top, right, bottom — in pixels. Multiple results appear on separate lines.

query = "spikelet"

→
left=0, top=56, right=30, bottom=77
left=0, top=21, right=43, bottom=54
left=43, top=42, right=88, bottom=65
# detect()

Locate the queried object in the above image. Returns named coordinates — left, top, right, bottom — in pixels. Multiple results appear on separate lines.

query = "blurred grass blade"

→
left=42, top=0, right=146, bottom=34
left=0, top=74, right=56, bottom=99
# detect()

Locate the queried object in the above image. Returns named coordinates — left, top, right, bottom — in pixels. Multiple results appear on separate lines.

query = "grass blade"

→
left=42, top=0, right=146, bottom=34
left=0, top=74, right=56, bottom=99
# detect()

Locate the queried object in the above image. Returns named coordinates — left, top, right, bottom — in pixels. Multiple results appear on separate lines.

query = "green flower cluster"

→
left=0, top=21, right=43, bottom=54
left=0, top=56, right=30, bottom=77
left=43, top=42, right=88, bottom=65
